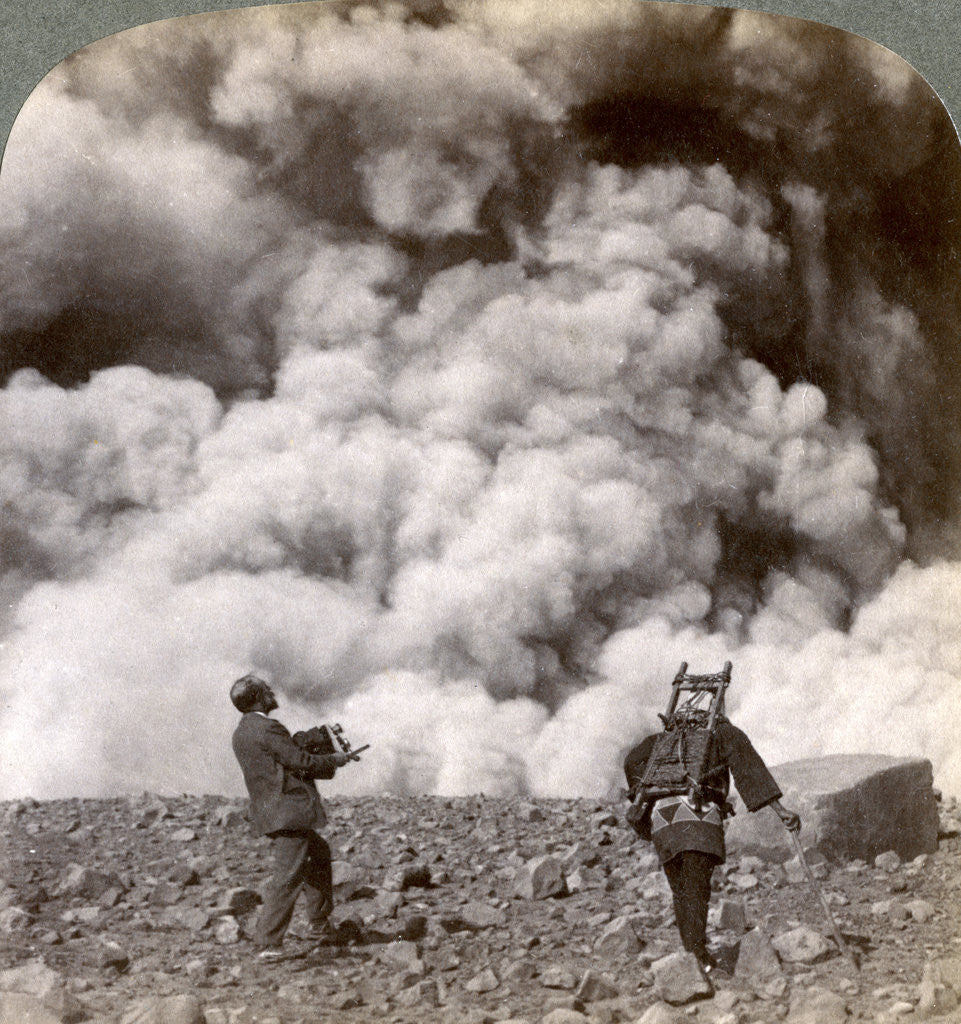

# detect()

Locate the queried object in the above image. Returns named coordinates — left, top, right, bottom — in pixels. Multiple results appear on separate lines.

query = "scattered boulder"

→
left=875, top=850, right=902, bottom=872
left=0, top=906, right=32, bottom=933
left=395, top=979, right=439, bottom=1007
left=56, top=864, right=123, bottom=900
left=459, top=900, right=507, bottom=930
left=634, top=1004, right=682, bottom=1024
left=465, top=968, right=499, bottom=993
left=712, top=898, right=748, bottom=932
left=727, top=755, right=939, bottom=862
left=907, top=900, right=937, bottom=923
left=163, top=906, right=210, bottom=932
left=786, top=985, right=848, bottom=1024
left=540, top=968, right=578, bottom=991
left=95, top=940, right=131, bottom=971
left=540, top=1010, right=589, bottom=1024
left=215, top=887, right=260, bottom=916
left=213, top=917, right=243, bottom=945
left=119, top=994, right=206, bottom=1024
left=213, top=804, right=245, bottom=829
left=0, top=960, right=76, bottom=1009
left=376, top=940, right=423, bottom=973
left=382, top=863, right=432, bottom=892
left=0, top=991, right=83, bottom=1024
left=917, top=960, right=961, bottom=1018
left=772, top=926, right=835, bottom=964
left=594, top=916, right=640, bottom=958
left=575, top=969, right=619, bottom=1002
left=734, top=929, right=787, bottom=999
left=651, top=952, right=712, bottom=1005
left=513, top=855, right=566, bottom=900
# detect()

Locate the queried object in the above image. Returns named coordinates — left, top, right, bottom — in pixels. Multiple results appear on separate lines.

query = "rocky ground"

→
left=1, top=791, right=961, bottom=1024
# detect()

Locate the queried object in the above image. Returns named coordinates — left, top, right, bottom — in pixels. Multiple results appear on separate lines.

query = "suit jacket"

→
left=232, top=713, right=340, bottom=836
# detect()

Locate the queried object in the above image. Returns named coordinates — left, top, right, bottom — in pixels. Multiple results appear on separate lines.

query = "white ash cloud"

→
left=0, top=1, right=958, bottom=800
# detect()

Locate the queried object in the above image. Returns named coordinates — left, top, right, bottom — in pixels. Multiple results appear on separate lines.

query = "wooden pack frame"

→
left=636, top=661, right=732, bottom=801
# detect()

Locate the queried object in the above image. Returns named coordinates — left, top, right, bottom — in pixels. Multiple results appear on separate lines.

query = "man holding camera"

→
left=230, top=673, right=352, bottom=960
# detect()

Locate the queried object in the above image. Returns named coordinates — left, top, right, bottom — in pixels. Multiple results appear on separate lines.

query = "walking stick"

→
left=785, top=826, right=860, bottom=971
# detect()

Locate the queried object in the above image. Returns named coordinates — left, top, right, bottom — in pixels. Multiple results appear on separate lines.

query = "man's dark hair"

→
left=230, top=673, right=266, bottom=712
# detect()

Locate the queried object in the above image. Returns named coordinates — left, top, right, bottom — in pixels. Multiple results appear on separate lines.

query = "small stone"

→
left=184, top=958, right=214, bottom=981
left=874, top=850, right=902, bottom=872
left=375, top=890, right=404, bottom=917
left=332, top=861, right=360, bottom=887
left=170, top=828, right=198, bottom=843
left=594, top=916, right=640, bottom=958
left=782, top=858, right=807, bottom=884
left=165, top=906, right=211, bottom=932
left=460, top=901, right=507, bottom=930
left=0, top=906, right=32, bottom=933
left=214, top=805, right=246, bottom=829
left=214, top=916, right=242, bottom=945
left=513, top=855, right=566, bottom=900
left=575, top=968, right=619, bottom=1002
left=465, top=968, right=499, bottom=993
left=917, top=961, right=961, bottom=1017
left=906, top=899, right=936, bottom=923
left=773, top=926, right=834, bottom=964
left=634, top=1006, right=681, bottom=1024
left=150, top=882, right=185, bottom=907
left=119, top=994, right=206, bottom=1024
left=651, top=951, right=712, bottom=1005
left=167, top=864, right=200, bottom=886
left=938, top=814, right=961, bottom=839
left=730, top=873, right=759, bottom=890
left=99, top=886, right=124, bottom=908
left=735, top=929, right=787, bottom=999
left=0, top=992, right=82, bottom=1024
left=0, top=958, right=68, bottom=997
left=330, top=990, right=365, bottom=1010
left=395, top=979, right=438, bottom=1007
left=217, top=887, right=261, bottom=916
left=96, top=940, right=131, bottom=971
left=540, top=968, right=578, bottom=990
left=540, top=1010, right=589, bottom=1024
left=715, top=898, right=748, bottom=932
left=56, top=864, right=122, bottom=900
left=377, top=940, right=423, bottom=973
left=565, top=868, right=598, bottom=893
left=382, top=863, right=432, bottom=892
left=786, top=985, right=848, bottom=1024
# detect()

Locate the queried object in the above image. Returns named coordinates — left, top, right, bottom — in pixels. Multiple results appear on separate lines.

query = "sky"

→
left=1, top=0, right=960, bottom=801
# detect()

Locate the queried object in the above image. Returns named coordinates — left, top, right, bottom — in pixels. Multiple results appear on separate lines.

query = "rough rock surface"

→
left=726, top=754, right=940, bottom=862
left=0, top=790, right=958, bottom=1024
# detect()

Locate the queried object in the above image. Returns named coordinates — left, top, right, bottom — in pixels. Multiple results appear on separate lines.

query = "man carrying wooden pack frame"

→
left=623, top=662, right=800, bottom=975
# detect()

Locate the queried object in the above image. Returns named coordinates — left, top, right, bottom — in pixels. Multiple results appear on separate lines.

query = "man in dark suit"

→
left=230, top=673, right=351, bottom=960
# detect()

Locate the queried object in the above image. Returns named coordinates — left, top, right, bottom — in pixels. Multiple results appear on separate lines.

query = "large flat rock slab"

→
left=725, top=754, right=939, bottom=863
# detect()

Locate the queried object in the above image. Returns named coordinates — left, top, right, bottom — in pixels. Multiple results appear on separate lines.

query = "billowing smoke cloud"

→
left=1, top=0, right=959, bottom=800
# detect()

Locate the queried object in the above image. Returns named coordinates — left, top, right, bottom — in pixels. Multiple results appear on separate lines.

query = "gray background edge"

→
left=1, top=0, right=959, bottom=165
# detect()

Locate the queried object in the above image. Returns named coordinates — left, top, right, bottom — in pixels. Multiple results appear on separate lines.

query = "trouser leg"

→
left=662, top=851, right=716, bottom=960
left=300, top=832, right=333, bottom=926
left=255, top=831, right=311, bottom=947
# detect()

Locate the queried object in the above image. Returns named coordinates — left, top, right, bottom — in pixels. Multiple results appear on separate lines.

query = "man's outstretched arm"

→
left=262, top=719, right=348, bottom=778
